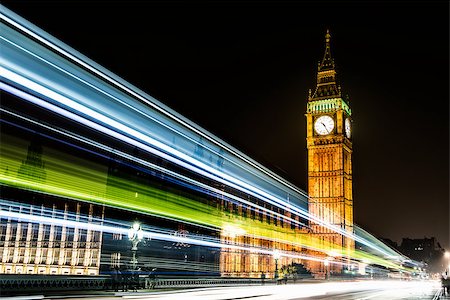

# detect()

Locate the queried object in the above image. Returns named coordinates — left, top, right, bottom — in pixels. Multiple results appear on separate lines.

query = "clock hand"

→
left=322, top=123, right=328, bottom=132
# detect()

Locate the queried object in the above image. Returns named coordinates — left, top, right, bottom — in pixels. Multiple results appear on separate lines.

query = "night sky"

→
left=3, top=1, right=449, bottom=249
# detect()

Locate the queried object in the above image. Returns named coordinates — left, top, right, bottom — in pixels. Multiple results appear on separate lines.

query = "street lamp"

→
left=128, top=222, right=144, bottom=270
left=273, top=250, right=281, bottom=280
left=445, top=251, right=450, bottom=275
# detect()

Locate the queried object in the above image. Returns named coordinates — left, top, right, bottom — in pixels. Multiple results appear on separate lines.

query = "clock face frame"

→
left=314, top=115, right=335, bottom=135
left=345, top=118, right=351, bottom=138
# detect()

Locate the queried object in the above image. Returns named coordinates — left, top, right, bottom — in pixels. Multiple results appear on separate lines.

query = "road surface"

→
left=4, top=280, right=443, bottom=300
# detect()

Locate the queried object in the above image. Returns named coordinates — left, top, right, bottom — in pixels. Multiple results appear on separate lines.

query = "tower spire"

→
left=319, top=29, right=335, bottom=72
left=309, top=29, right=341, bottom=101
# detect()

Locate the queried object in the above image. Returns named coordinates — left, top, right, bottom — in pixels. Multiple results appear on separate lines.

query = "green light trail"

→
left=0, top=135, right=408, bottom=271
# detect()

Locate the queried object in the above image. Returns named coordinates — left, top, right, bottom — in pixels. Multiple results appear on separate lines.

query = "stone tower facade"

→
left=306, top=30, right=354, bottom=271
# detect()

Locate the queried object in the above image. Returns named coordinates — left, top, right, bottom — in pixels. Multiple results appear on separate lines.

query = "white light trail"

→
left=0, top=75, right=354, bottom=245
left=0, top=209, right=343, bottom=266
left=0, top=6, right=406, bottom=261
left=0, top=75, right=392, bottom=260
left=0, top=39, right=358, bottom=258
left=1, top=106, right=311, bottom=232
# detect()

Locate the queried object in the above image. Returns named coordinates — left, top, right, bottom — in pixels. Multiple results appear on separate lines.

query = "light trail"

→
left=0, top=107, right=310, bottom=231
left=0, top=83, right=400, bottom=262
left=0, top=17, right=311, bottom=218
left=0, top=4, right=411, bottom=269
left=0, top=208, right=347, bottom=267
left=0, top=14, right=347, bottom=235
left=1, top=138, right=409, bottom=270
left=0, top=82, right=325, bottom=230
left=0, top=107, right=409, bottom=268
left=0, top=85, right=406, bottom=267
left=0, top=199, right=411, bottom=272
left=0, top=148, right=334, bottom=264
left=0, top=79, right=386, bottom=258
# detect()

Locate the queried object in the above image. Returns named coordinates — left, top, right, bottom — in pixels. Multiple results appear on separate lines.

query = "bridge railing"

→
left=145, top=277, right=269, bottom=289
left=0, top=274, right=110, bottom=295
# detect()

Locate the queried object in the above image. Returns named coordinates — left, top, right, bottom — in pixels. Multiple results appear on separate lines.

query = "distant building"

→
left=399, top=237, right=445, bottom=273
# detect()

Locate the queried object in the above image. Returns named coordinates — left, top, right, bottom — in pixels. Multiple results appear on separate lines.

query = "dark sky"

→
left=3, top=1, right=449, bottom=249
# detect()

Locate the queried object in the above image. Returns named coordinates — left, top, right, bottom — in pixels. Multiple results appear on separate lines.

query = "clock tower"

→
left=306, top=30, right=354, bottom=261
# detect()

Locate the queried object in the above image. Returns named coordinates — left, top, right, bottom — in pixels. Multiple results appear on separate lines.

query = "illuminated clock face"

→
left=345, top=118, right=351, bottom=138
left=314, top=115, right=335, bottom=135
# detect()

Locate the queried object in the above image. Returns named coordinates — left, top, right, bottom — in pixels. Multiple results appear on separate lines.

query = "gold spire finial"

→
left=325, top=29, right=331, bottom=44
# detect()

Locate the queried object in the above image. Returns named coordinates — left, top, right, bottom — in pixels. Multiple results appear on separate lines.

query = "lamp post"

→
left=128, top=222, right=144, bottom=270
left=445, top=251, right=450, bottom=275
left=273, top=250, right=281, bottom=280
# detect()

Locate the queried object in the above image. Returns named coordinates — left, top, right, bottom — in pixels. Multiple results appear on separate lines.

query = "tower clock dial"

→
left=345, top=118, right=351, bottom=138
left=314, top=115, right=334, bottom=135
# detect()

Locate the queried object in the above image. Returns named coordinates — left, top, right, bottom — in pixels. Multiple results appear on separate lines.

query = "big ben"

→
left=306, top=30, right=354, bottom=262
